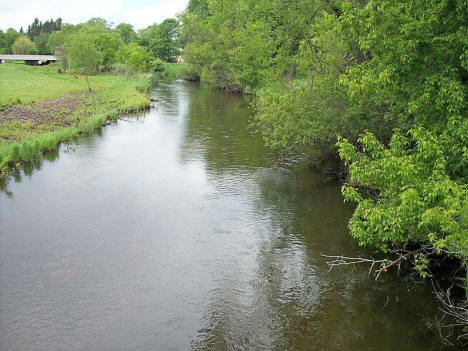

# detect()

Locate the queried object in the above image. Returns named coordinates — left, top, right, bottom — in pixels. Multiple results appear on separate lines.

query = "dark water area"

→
left=0, top=81, right=450, bottom=350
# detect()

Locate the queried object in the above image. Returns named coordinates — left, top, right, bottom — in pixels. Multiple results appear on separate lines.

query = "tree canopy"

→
left=65, top=32, right=101, bottom=91
left=11, top=36, right=36, bottom=54
left=116, top=23, right=138, bottom=44
left=138, top=18, right=180, bottom=62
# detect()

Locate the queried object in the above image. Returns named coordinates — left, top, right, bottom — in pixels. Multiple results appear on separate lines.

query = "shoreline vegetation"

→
left=0, top=62, right=183, bottom=181
left=179, top=0, right=467, bottom=342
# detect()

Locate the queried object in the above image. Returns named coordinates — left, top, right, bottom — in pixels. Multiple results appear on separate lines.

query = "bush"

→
left=180, top=63, right=199, bottom=80
left=153, top=58, right=165, bottom=72
left=11, top=36, right=36, bottom=54
left=116, top=43, right=155, bottom=73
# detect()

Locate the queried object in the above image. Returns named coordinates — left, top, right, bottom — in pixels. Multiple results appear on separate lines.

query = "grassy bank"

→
left=0, top=62, right=151, bottom=180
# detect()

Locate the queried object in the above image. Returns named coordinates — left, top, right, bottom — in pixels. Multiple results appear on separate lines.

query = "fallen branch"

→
left=321, top=245, right=432, bottom=280
left=323, top=246, right=468, bottom=345
left=432, top=277, right=468, bottom=345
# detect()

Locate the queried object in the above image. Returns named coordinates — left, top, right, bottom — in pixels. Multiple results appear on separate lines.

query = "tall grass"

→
left=151, top=63, right=186, bottom=83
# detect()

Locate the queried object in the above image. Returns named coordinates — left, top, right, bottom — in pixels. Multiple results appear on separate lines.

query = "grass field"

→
left=0, top=61, right=151, bottom=179
left=0, top=62, right=88, bottom=105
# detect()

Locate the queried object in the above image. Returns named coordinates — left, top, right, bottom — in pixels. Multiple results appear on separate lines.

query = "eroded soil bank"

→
left=0, top=93, right=88, bottom=141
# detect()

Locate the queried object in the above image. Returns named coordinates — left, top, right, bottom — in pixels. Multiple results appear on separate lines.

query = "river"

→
left=0, top=81, right=448, bottom=350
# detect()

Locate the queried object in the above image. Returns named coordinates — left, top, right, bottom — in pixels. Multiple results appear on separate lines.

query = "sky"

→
left=0, top=0, right=189, bottom=31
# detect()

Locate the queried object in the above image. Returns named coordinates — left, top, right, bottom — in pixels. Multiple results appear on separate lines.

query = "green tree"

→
left=139, top=19, right=180, bottom=62
left=26, top=17, right=62, bottom=41
left=27, top=18, right=42, bottom=40
left=80, top=23, right=122, bottom=69
left=65, top=32, right=102, bottom=91
left=34, top=32, right=51, bottom=54
left=116, top=23, right=137, bottom=44
left=255, top=11, right=351, bottom=153
left=336, top=0, right=467, bottom=270
left=85, top=17, right=111, bottom=29
left=48, top=24, right=78, bottom=69
left=180, top=0, right=325, bottom=91
left=11, top=36, right=36, bottom=54
left=116, top=43, right=154, bottom=72
left=186, top=0, right=209, bottom=15
left=47, top=24, right=77, bottom=51
left=4, top=28, right=21, bottom=53
left=0, top=30, right=8, bottom=54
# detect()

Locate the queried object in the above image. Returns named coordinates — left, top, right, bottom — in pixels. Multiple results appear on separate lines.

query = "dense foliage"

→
left=116, top=43, right=155, bottom=73
left=180, top=0, right=468, bottom=288
left=11, top=36, right=36, bottom=55
left=0, top=28, right=21, bottom=54
left=138, top=19, right=180, bottom=62
left=1, top=16, right=181, bottom=72
left=26, top=18, right=62, bottom=41
left=116, top=23, right=138, bottom=44
left=43, top=16, right=181, bottom=76
left=27, top=18, right=63, bottom=54
left=337, top=0, right=467, bottom=268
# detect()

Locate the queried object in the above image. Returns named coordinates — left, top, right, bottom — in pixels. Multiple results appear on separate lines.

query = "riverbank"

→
left=0, top=62, right=151, bottom=180
left=152, top=62, right=193, bottom=83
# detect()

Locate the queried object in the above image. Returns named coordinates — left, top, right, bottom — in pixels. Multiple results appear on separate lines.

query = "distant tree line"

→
left=46, top=17, right=180, bottom=82
left=0, top=18, right=63, bottom=55
left=26, top=18, right=63, bottom=40
left=0, top=17, right=181, bottom=66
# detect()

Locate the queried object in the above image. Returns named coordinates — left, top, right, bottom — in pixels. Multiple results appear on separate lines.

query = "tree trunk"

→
left=466, top=262, right=468, bottom=302
left=85, top=73, right=92, bottom=92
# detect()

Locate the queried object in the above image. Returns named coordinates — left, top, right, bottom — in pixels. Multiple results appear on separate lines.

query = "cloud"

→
left=0, top=0, right=188, bottom=31
left=118, top=0, right=188, bottom=29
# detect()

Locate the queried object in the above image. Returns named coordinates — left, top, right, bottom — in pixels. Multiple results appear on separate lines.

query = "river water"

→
left=0, top=81, right=448, bottom=350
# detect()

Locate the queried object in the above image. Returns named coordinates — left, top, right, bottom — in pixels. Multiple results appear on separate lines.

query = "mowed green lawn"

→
left=0, top=61, right=150, bottom=112
left=0, top=62, right=89, bottom=104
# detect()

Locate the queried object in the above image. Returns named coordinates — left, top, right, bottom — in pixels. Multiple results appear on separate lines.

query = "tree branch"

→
left=321, top=246, right=431, bottom=280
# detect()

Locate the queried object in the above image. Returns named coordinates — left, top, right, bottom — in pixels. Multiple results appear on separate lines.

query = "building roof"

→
left=0, top=54, right=57, bottom=61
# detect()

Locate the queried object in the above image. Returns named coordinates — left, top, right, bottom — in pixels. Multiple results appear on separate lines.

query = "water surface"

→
left=0, top=81, right=446, bottom=350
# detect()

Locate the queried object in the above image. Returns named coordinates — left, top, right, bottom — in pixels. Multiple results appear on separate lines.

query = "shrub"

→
left=116, top=43, right=155, bottom=73
left=153, top=58, right=165, bottom=72
left=11, top=36, right=36, bottom=54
